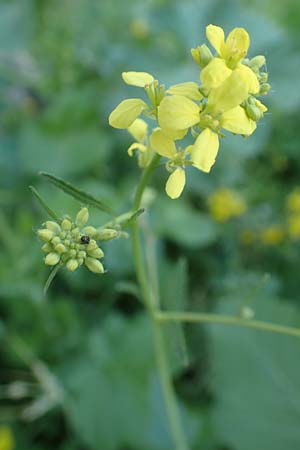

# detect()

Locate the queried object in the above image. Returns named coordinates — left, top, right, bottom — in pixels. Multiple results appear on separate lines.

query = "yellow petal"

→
left=109, top=98, right=147, bottom=128
left=165, top=168, right=186, bottom=199
left=221, top=106, right=257, bottom=135
left=167, top=82, right=202, bottom=101
left=206, top=24, right=225, bottom=55
left=206, top=70, right=249, bottom=114
left=127, top=142, right=147, bottom=156
left=236, top=64, right=260, bottom=94
left=191, top=128, right=219, bottom=173
left=122, top=71, right=154, bottom=87
left=200, top=58, right=232, bottom=89
left=158, top=95, right=199, bottom=130
left=150, top=129, right=176, bottom=158
left=224, top=28, right=250, bottom=66
left=162, top=128, right=188, bottom=140
left=127, top=118, right=148, bottom=141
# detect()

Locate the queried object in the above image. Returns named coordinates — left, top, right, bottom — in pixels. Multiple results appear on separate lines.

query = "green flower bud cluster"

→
left=37, top=207, right=119, bottom=274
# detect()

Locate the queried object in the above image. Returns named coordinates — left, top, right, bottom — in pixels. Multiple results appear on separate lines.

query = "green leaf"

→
left=154, top=197, right=218, bottom=247
left=29, top=186, right=60, bottom=221
left=39, top=172, right=113, bottom=215
left=208, top=296, right=300, bottom=450
left=62, top=315, right=201, bottom=450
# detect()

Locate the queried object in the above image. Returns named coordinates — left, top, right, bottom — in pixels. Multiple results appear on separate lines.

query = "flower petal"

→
left=221, top=106, right=257, bottom=135
left=236, top=64, right=260, bottom=94
left=158, top=95, right=199, bottom=130
left=127, top=142, right=147, bottom=156
left=167, top=82, right=202, bottom=101
left=206, top=24, right=225, bottom=55
left=207, top=70, right=249, bottom=114
left=165, top=168, right=186, bottom=199
left=191, top=128, right=219, bottom=173
left=150, top=129, right=176, bottom=158
left=122, top=71, right=154, bottom=87
left=200, top=58, right=232, bottom=89
left=224, top=28, right=250, bottom=65
left=127, top=118, right=148, bottom=141
left=109, top=98, right=147, bottom=128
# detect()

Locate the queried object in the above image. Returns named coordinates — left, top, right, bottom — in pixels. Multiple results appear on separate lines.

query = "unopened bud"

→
left=95, top=228, right=119, bottom=241
left=55, top=243, right=67, bottom=254
left=38, top=229, right=54, bottom=241
left=260, top=72, right=268, bottom=83
left=245, top=103, right=263, bottom=121
left=260, top=83, right=271, bottom=95
left=42, top=243, right=52, bottom=252
left=61, top=219, right=72, bottom=231
left=51, top=236, right=61, bottom=246
left=88, top=247, right=104, bottom=259
left=76, top=207, right=89, bottom=227
left=66, top=259, right=79, bottom=272
left=45, top=221, right=61, bottom=234
left=86, top=239, right=98, bottom=251
left=45, top=252, right=60, bottom=266
left=250, top=55, right=266, bottom=70
left=85, top=257, right=104, bottom=274
left=191, top=44, right=212, bottom=68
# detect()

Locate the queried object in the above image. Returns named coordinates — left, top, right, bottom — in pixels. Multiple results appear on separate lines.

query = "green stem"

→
left=155, top=311, right=300, bottom=338
left=130, top=154, right=189, bottom=450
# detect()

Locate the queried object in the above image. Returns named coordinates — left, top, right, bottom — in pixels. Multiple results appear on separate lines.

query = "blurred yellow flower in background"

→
left=208, top=188, right=247, bottom=222
left=287, top=215, right=300, bottom=240
left=286, top=189, right=300, bottom=213
left=0, top=427, right=14, bottom=450
left=260, top=225, right=285, bottom=246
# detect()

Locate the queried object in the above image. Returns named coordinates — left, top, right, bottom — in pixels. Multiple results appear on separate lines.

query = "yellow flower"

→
left=260, top=225, right=285, bottom=245
left=150, top=129, right=193, bottom=199
left=287, top=215, right=300, bottom=240
left=200, top=25, right=259, bottom=94
left=109, top=98, right=148, bottom=128
left=208, top=188, right=247, bottom=222
left=122, top=71, right=154, bottom=87
left=127, top=118, right=154, bottom=168
left=0, top=426, right=14, bottom=450
left=286, top=189, right=300, bottom=213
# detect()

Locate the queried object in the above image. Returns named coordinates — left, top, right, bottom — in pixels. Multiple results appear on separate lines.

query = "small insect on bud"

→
left=80, top=235, right=90, bottom=244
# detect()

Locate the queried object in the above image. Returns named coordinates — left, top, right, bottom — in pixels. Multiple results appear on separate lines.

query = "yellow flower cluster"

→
left=208, top=188, right=247, bottom=222
left=0, top=427, right=14, bottom=450
left=109, top=24, right=270, bottom=199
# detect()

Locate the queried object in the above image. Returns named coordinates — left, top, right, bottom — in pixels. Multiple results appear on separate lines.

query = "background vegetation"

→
left=1, top=0, right=300, bottom=449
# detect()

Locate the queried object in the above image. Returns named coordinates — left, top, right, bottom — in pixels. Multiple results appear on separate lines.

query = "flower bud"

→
left=88, top=247, right=104, bottom=259
left=38, top=229, right=54, bottom=241
left=191, top=44, right=213, bottom=68
left=66, top=259, right=79, bottom=272
left=61, top=219, right=72, bottom=231
left=55, top=243, right=67, bottom=254
left=250, top=55, right=265, bottom=70
left=260, top=83, right=271, bottom=95
left=85, top=257, right=104, bottom=274
left=95, top=228, right=119, bottom=241
left=45, top=221, right=61, bottom=234
left=86, top=239, right=98, bottom=251
left=76, top=207, right=89, bottom=227
left=51, top=236, right=61, bottom=246
left=45, top=252, right=60, bottom=266
left=260, top=72, right=268, bottom=83
left=245, top=103, right=263, bottom=121
left=42, top=243, right=53, bottom=252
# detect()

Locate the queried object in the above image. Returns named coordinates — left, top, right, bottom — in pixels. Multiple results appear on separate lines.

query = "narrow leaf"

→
left=29, top=186, right=60, bottom=221
left=43, top=265, right=60, bottom=295
left=100, top=208, right=145, bottom=229
left=39, top=172, right=113, bottom=215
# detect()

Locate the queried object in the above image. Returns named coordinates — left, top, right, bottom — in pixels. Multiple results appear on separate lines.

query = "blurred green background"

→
left=1, top=0, right=300, bottom=449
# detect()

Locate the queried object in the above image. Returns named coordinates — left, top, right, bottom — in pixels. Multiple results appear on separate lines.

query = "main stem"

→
left=131, top=154, right=189, bottom=450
